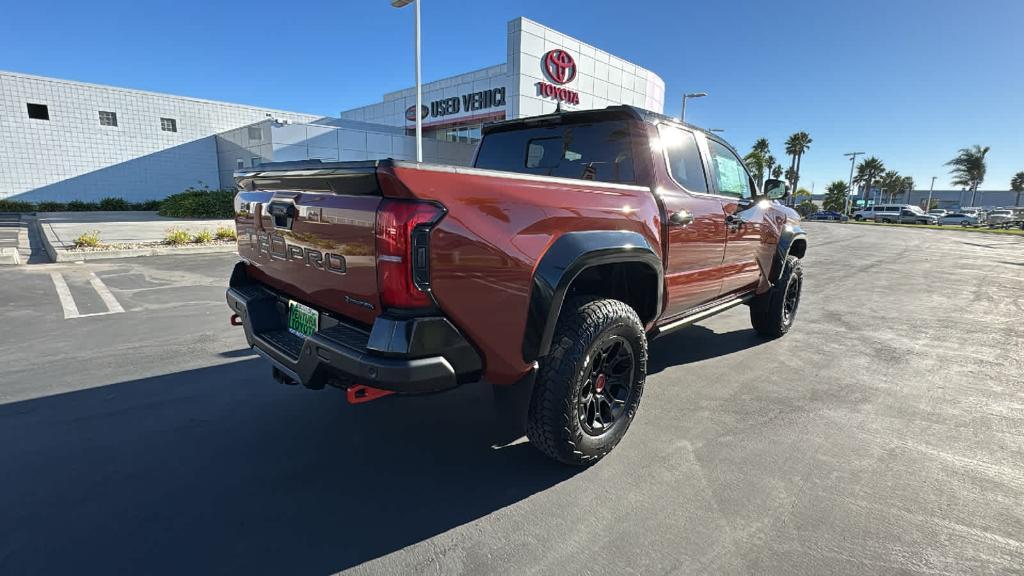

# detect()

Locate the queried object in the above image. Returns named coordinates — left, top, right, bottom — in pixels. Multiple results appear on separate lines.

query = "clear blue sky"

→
left=2, top=0, right=1021, bottom=191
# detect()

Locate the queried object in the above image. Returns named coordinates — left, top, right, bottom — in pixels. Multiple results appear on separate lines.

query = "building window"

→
left=99, top=111, right=118, bottom=127
left=160, top=117, right=177, bottom=132
left=236, top=159, right=245, bottom=170
left=27, top=103, right=49, bottom=120
left=248, top=126, right=262, bottom=140
left=251, top=157, right=260, bottom=167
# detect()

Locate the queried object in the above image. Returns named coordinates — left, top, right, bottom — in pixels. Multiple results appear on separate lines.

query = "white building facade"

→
left=340, top=17, right=665, bottom=145
left=0, top=71, right=321, bottom=201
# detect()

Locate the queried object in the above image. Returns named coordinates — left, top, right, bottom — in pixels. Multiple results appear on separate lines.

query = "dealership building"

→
left=0, top=17, right=664, bottom=202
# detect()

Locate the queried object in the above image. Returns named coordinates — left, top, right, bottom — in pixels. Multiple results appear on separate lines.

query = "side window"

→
left=658, top=125, right=707, bottom=193
left=707, top=139, right=753, bottom=199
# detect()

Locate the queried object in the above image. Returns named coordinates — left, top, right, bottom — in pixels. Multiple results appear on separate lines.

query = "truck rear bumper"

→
left=226, top=263, right=482, bottom=393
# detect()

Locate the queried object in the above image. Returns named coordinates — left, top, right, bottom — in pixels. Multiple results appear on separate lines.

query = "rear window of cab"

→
left=475, top=120, right=636, bottom=184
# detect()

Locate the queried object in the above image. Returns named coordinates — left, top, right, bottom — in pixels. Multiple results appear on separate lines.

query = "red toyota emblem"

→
left=543, top=49, right=577, bottom=85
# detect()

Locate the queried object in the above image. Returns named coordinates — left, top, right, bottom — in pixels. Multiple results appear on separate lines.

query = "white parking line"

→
left=49, top=271, right=126, bottom=319
left=50, top=272, right=80, bottom=319
left=89, top=272, right=125, bottom=314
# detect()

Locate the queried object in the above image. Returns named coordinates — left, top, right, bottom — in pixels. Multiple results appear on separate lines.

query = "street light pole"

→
left=844, top=151, right=864, bottom=215
left=927, top=176, right=936, bottom=211
left=681, top=92, right=707, bottom=123
left=392, top=0, right=422, bottom=162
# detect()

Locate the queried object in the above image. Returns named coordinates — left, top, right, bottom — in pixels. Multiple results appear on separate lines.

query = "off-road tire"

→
left=526, top=297, right=646, bottom=466
left=750, top=255, right=803, bottom=338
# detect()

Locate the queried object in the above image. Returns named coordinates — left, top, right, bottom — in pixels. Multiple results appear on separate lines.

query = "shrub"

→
left=36, top=201, right=67, bottom=212
left=98, top=197, right=131, bottom=211
left=193, top=229, right=214, bottom=244
left=164, top=228, right=192, bottom=245
left=0, top=199, right=35, bottom=212
left=72, top=230, right=102, bottom=248
left=66, top=200, right=100, bottom=211
left=158, top=188, right=235, bottom=219
left=133, top=199, right=163, bottom=211
left=215, top=226, right=237, bottom=240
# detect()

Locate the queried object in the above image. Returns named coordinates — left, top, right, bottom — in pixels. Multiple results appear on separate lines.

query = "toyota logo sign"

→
left=405, top=104, right=429, bottom=121
left=543, top=49, right=577, bottom=85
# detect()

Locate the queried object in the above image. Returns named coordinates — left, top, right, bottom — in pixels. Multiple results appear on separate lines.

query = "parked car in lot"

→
left=807, top=210, right=848, bottom=221
left=873, top=205, right=937, bottom=224
left=928, top=209, right=949, bottom=219
left=986, top=209, right=1018, bottom=228
left=939, top=212, right=980, bottom=227
left=224, top=106, right=807, bottom=466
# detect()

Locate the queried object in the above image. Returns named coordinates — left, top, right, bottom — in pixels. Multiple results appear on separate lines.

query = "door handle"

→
left=726, top=213, right=746, bottom=225
left=669, top=210, right=694, bottom=227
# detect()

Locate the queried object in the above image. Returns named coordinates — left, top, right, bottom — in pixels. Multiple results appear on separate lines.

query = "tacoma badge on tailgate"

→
left=248, top=230, right=347, bottom=274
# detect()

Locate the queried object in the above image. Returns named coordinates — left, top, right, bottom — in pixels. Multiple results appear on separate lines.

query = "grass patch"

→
left=215, top=226, right=237, bottom=241
left=849, top=220, right=1024, bottom=236
left=72, top=230, right=102, bottom=248
left=164, top=228, right=192, bottom=245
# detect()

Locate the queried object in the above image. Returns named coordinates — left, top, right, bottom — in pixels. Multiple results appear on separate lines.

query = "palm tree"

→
left=1010, top=171, right=1024, bottom=207
left=854, top=157, right=885, bottom=204
left=784, top=132, right=812, bottom=205
left=880, top=170, right=903, bottom=203
left=945, top=145, right=990, bottom=206
left=901, top=176, right=915, bottom=205
left=743, top=150, right=767, bottom=185
left=752, top=138, right=771, bottom=155
left=823, top=180, right=849, bottom=213
left=771, top=165, right=783, bottom=179
left=746, top=138, right=773, bottom=188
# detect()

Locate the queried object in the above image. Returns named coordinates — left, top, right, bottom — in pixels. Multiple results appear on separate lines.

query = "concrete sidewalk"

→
left=38, top=211, right=236, bottom=262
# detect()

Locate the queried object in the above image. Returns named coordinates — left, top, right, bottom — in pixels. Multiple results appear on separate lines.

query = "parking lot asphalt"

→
left=0, top=223, right=1022, bottom=575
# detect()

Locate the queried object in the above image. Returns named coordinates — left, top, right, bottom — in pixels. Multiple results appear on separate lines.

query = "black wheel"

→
left=749, top=255, right=803, bottom=338
left=526, top=298, right=646, bottom=466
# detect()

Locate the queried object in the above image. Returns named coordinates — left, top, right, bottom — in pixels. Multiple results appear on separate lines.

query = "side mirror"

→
left=763, top=178, right=789, bottom=200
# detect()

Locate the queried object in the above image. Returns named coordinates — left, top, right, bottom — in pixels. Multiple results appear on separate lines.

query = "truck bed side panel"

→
left=388, top=165, right=662, bottom=385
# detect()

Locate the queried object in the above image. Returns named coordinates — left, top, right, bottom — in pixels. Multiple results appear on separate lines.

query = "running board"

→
left=652, top=293, right=754, bottom=338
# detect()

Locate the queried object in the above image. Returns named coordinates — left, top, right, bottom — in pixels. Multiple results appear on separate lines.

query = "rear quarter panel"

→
left=388, top=164, right=662, bottom=385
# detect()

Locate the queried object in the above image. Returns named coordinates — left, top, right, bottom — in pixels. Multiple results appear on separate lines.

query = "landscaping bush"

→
left=164, top=228, right=192, bottom=245
left=158, top=188, right=235, bottom=219
left=215, top=226, right=237, bottom=241
left=0, top=199, right=35, bottom=212
left=36, top=201, right=67, bottom=212
left=72, top=230, right=102, bottom=248
left=193, top=229, right=214, bottom=244
left=66, top=200, right=100, bottom=211
left=134, top=199, right=163, bottom=211
left=98, top=196, right=131, bottom=211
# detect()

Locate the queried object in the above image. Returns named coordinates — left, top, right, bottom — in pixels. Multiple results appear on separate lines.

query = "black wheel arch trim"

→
left=522, top=230, right=663, bottom=363
left=769, top=224, right=807, bottom=283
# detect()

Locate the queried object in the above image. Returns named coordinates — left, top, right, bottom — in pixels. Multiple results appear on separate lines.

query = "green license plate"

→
left=287, top=300, right=319, bottom=338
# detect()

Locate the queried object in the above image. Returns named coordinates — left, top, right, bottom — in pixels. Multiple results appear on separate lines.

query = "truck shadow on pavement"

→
left=0, top=359, right=579, bottom=575
left=648, top=324, right=766, bottom=374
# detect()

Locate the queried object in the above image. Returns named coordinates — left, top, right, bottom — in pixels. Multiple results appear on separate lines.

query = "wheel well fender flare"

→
left=769, top=225, right=807, bottom=283
left=522, top=230, right=663, bottom=363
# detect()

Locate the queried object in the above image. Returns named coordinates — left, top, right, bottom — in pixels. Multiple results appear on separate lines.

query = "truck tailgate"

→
left=234, top=166, right=382, bottom=326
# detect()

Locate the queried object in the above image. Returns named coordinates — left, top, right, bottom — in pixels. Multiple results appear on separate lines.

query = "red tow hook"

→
left=230, top=314, right=243, bottom=326
left=346, top=384, right=395, bottom=405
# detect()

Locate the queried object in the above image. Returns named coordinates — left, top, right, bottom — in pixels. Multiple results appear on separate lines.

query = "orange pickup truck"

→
left=226, top=106, right=807, bottom=465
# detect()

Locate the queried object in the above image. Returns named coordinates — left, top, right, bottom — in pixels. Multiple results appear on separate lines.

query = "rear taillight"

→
left=375, top=199, right=443, bottom=309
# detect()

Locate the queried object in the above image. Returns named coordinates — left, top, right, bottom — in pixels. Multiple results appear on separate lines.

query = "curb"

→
left=37, top=216, right=237, bottom=262
left=50, top=242, right=237, bottom=262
